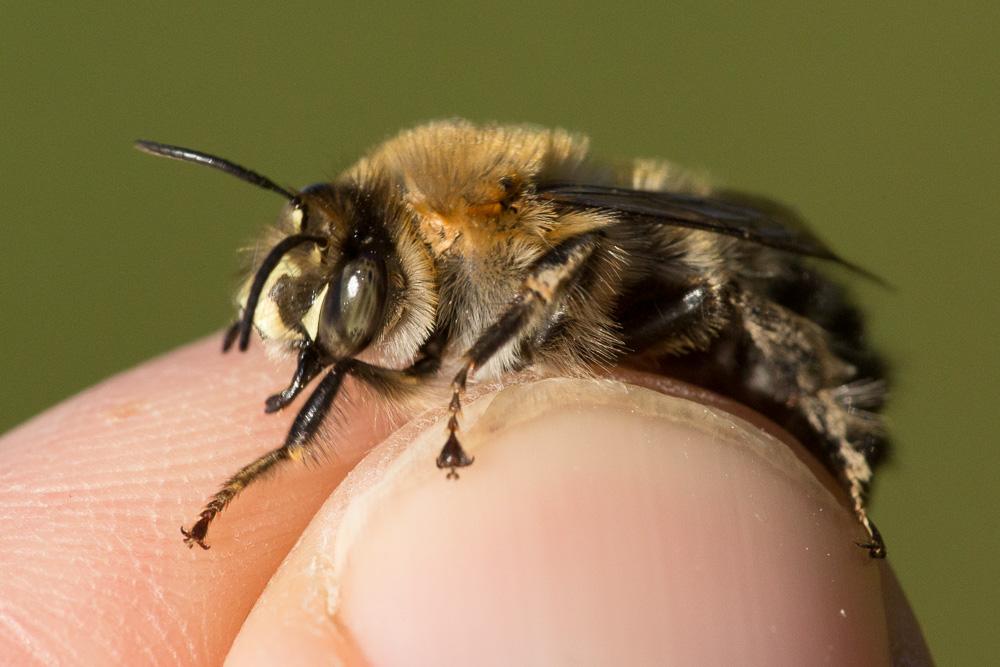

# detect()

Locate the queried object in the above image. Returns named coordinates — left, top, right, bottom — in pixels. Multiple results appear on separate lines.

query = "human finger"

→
left=227, top=378, right=917, bottom=666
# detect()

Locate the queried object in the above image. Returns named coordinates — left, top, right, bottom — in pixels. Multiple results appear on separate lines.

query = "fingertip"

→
left=228, top=378, right=894, bottom=665
left=0, top=334, right=403, bottom=664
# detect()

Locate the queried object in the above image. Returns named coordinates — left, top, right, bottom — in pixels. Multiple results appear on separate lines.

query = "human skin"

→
left=0, top=336, right=932, bottom=665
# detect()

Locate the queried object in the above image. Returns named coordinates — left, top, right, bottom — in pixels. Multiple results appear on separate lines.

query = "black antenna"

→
left=134, top=140, right=296, bottom=201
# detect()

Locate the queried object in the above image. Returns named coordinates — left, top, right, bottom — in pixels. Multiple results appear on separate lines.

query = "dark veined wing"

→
left=537, top=183, right=883, bottom=283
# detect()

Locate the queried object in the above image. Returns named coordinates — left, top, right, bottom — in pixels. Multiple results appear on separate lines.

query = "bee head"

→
left=134, top=140, right=430, bottom=364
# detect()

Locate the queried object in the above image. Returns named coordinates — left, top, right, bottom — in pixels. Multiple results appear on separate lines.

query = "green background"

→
left=2, top=3, right=996, bottom=662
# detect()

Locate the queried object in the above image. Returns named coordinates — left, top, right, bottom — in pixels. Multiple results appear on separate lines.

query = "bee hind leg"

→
left=798, top=388, right=887, bottom=558
left=734, top=289, right=888, bottom=558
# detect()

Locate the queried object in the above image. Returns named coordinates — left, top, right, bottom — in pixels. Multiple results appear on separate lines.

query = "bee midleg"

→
left=440, top=233, right=601, bottom=477
left=181, top=334, right=446, bottom=549
left=733, top=289, right=886, bottom=558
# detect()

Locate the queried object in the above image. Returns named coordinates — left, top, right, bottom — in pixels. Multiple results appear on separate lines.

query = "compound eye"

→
left=318, top=255, right=387, bottom=356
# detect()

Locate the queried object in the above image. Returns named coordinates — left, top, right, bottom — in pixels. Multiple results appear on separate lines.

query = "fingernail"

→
left=226, top=378, right=891, bottom=666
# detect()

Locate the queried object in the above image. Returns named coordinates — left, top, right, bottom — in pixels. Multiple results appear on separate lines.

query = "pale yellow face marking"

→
left=289, top=206, right=305, bottom=230
left=238, top=254, right=303, bottom=343
left=301, top=283, right=329, bottom=342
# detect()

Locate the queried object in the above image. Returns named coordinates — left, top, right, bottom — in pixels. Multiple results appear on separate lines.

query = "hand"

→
left=0, top=336, right=931, bottom=665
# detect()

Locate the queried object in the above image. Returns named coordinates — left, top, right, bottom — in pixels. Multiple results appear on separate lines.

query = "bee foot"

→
left=855, top=539, right=886, bottom=559
left=264, top=392, right=290, bottom=413
left=855, top=519, right=886, bottom=559
left=437, top=432, right=474, bottom=477
left=180, top=511, right=214, bottom=550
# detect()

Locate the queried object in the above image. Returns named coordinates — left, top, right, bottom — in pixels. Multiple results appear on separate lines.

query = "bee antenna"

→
left=236, top=234, right=327, bottom=351
left=133, top=140, right=296, bottom=201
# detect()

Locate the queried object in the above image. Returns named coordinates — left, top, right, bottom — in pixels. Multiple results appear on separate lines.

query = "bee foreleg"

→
left=181, top=332, right=449, bottom=548
left=264, top=343, right=324, bottom=413
left=181, top=361, right=349, bottom=549
left=441, top=233, right=601, bottom=477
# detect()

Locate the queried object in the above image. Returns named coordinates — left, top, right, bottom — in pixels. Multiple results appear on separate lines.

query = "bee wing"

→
left=538, top=184, right=882, bottom=282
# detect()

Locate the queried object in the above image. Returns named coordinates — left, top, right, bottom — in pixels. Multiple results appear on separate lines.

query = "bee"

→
left=136, top=119, right=888, bottom=557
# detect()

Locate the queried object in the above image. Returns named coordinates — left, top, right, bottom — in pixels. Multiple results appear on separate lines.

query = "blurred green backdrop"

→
left=2, top=3, right=996, bottom=662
